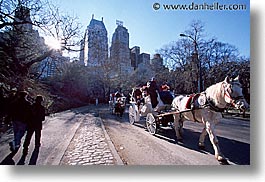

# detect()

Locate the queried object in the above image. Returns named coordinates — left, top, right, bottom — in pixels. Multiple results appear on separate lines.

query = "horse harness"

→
left=181, top=82, right=244, bottom=122
left=186, top=83, right=244, bottom=114
left=179, top=92, right=223, bottom=122
left=183, top=93, right=203, bottom=122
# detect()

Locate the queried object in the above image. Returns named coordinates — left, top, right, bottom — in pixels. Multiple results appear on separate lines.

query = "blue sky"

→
left=53, top=0, right=250, bottom=57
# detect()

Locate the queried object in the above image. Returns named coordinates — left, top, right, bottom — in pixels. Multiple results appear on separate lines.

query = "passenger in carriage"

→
left=159, top=82, right=174, bottom=105
left=133, top=87, right=143, bottom=108
left=114, top=91, right=123, bottom=106
left=114, top=91, right=122, bottom=99
left=161, top=81, right=170, bottom=91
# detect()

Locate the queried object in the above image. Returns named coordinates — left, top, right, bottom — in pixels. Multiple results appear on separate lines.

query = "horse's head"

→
left=223, top=76, right=249, bottom=111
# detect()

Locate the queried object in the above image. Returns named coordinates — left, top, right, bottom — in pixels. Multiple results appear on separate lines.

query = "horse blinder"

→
left=223, top=83, right=246, bottom=110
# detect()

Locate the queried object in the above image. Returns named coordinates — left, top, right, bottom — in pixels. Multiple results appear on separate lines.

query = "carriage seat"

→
left=159, top=91, right=174, bottom=105
left=152, top=91, right=173, bottom=112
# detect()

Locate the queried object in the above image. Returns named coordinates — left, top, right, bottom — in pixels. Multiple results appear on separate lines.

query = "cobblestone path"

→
left=60, top=115, right=115, bottom=165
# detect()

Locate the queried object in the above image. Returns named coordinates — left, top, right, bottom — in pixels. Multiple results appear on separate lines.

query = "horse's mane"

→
left=205, top=81, right=225, bottom=107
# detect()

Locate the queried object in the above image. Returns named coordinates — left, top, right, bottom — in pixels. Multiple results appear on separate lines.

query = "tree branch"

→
left=25, top=49, right=53, bottom=68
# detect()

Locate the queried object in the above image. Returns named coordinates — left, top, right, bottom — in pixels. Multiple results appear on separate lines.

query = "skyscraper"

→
left=110, top=21, right=133, bottom=76
left=80, top=15, right=108, bottom=67
left=14, top=5, right=33, bottom=30
left=130, top=46, right=140, bottom=70
left=138, top=53, right=151, bottom=67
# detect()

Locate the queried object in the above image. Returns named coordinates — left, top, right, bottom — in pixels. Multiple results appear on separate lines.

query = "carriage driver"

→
left=147, top=77, right=159, bottom=108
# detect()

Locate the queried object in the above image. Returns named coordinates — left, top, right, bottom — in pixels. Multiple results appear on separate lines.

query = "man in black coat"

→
left=22, top=95, right=45, bottom=156
left=148, top=77, right=159, bottom=108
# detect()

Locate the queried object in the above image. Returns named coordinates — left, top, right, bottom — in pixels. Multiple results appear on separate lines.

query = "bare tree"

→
left=159, top=20, right=249, bottom=93
left=41, top=3, right=82, bottom=52
left=0, top=0, right=82, bottom=86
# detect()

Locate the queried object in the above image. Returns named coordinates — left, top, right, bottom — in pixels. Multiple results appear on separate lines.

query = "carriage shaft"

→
left=156, top=109, right=193, bottom=117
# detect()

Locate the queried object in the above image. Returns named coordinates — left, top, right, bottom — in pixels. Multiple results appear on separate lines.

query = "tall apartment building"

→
left=130, top=46, right=140, bottom=70
left=80, top=15, right=108, bottom=67
left=110, top=21, right=133, bottom=76
left=38, top=52, right=69, bottom=78
left=14, top=5, right=33, bottom=30
left=138, top=53, right=151, bottom=68
left=130, top=46, right=150, bottom=69
left=150, top=53, right=163, bottom=68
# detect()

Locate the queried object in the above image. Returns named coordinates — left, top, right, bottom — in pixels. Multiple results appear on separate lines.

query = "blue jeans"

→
left=12, top=120, right=27, bottom=148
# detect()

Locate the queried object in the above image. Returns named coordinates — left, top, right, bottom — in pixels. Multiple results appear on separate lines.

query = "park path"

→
left=0, top=105, right=123, bottom=165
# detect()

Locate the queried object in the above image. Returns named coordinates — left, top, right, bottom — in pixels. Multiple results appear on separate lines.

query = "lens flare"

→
left=44, top=36, right=61, bottom=50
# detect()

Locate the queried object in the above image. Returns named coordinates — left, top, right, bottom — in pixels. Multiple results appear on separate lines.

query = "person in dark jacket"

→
left=22, top=95, right=45, bottom=155
left=9, top=91, right=32, bottom=152
left=147, top=77, right=159, bottom=108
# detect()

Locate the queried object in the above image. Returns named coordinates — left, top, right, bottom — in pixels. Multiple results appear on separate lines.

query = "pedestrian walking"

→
left=9, top=91, right=32, bottom=153
left=22, top=95, right=45, bottom=156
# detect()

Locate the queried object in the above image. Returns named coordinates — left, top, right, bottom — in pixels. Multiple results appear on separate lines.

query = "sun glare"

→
left=45, top=36, right=61, bottom=50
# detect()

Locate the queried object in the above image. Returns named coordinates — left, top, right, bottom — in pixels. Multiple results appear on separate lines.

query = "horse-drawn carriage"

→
left=128, top=76, right=249, bottom=164
left=109, top=92, right=126, bottom=117
left=128, top=86, right=176, bottom=135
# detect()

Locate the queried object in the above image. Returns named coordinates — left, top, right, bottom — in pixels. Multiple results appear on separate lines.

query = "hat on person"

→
left=35, top=95, right=44, bottom=102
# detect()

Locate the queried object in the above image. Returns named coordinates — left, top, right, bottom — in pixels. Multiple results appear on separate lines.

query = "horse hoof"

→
left=198, top=145, right=205, bottom=150
left=218, top=158, right=229, bottom=165
left=176, top=138, right=183, bottom=143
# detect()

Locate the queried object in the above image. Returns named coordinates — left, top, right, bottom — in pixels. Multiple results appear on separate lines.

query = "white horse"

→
left=171, top=76, right=249, bottom=164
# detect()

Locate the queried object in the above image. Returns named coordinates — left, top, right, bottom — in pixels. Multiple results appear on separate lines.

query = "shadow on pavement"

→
left=155, top=127, right=250, bottom=165
left=17, top=147, right=39, bottom=165
left=17, top=154, right=26, bottom=165
left=28, top=147, right=40, bottom=165
left=91, top=105, right=250, bottom=165
left=0, top=152, right=16, bottom=165
left=0, top=147, right=40, bottom=165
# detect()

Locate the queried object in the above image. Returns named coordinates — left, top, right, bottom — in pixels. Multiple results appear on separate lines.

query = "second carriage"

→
left=109, top=92, right=127, bottom=117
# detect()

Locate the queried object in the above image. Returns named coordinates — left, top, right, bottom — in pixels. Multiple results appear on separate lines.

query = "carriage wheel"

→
left=129, top=105, right=136, bottom=125
left=146, top=113, right=157, bottom=135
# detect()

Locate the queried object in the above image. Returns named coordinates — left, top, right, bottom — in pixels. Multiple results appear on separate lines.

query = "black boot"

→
left=9, top=142, right=19, bottom=154
left=9, top=141, right=15, bottom=152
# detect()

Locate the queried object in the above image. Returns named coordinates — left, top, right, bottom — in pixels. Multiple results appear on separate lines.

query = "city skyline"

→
left=52, top=0, right=250, bottom=58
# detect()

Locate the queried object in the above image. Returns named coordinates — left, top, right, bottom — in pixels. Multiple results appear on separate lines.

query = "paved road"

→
left=0, top=104, right=250, bottom=165
left=0, top=105, right=122, bottom=165
left=101, top=106, right=250, bottom=165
